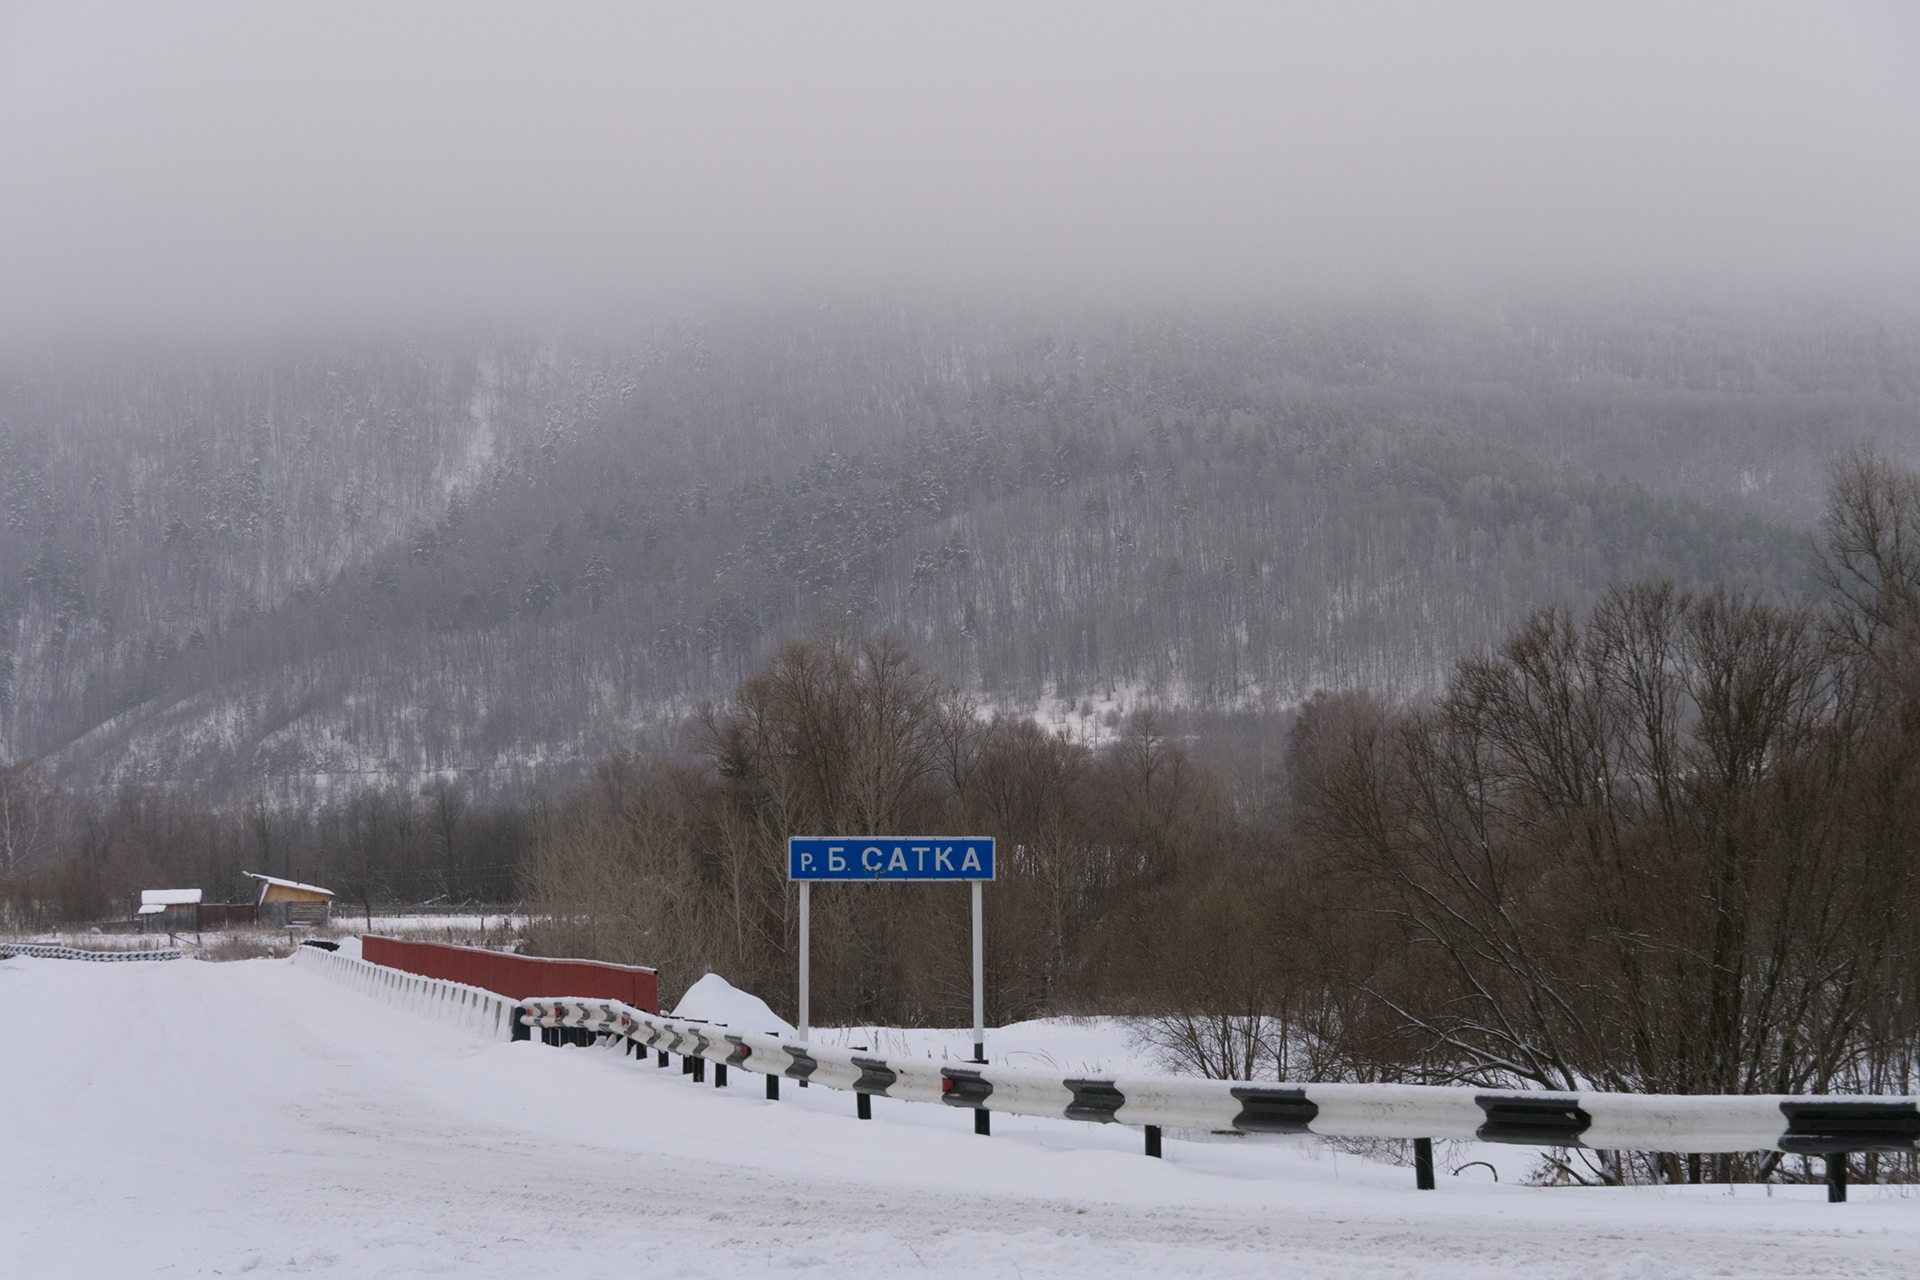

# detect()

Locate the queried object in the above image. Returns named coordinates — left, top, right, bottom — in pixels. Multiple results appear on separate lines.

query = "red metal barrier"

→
left=361, top=936, right=658, bottom=1012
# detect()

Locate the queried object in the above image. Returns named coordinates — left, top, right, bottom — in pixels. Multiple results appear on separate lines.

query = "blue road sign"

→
left=788, top=837, right=996, bottom=882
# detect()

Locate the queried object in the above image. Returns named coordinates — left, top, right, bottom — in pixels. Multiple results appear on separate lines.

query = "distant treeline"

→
left=0, top=765, right=532, bottom=926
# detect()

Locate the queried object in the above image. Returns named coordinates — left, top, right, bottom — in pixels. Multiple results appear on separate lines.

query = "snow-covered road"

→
left=3, top=953, right=1916, bottom=1279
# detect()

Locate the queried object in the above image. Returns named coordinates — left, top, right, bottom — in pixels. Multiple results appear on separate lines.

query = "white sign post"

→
left=788, top=837, right=997, bottom=1079
left=798, top=879, right=811, bottom=1045
left=971, top=879, right=984, bottom=1062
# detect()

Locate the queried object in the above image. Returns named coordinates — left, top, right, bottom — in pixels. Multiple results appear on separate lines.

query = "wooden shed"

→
left=137, top=888, right=202, bottom=933
left=244, top=872, right=334, bottom=926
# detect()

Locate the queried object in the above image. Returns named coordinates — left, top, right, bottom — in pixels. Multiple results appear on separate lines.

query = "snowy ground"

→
left=4, top=954, right=1917, bottom=1279
left=6, top=915, right=528, bottom=960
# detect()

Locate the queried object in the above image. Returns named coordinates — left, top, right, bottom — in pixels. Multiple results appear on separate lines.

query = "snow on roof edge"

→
left=243, top=871, right=334, bottom=897
left=140, top=888, right=203, bottom=906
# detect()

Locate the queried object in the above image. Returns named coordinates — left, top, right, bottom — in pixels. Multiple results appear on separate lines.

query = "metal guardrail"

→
left=520, top=997, right=1920, bottom=1154
left=520, top=996, right=1919, bottom=1200
left=0, top=941, right=182, bottom=961
left=289, top=950, right=1918, bottom=1203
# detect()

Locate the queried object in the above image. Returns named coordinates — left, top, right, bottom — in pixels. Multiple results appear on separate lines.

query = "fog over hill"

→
left=1, top=2, right=1916, bottom=800
left=2, top=297, right=1913, bottom=798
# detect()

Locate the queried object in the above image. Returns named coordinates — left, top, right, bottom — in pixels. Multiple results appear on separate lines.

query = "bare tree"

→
left=0, top=759, right=55, bottom=878
left=425, top=777, right=466, bottom=902
left=1814, top=442, right=1920, bottom=650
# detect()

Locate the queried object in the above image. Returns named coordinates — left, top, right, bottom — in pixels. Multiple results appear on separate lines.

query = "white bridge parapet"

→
left=295, top=943, right=522, bottom=1042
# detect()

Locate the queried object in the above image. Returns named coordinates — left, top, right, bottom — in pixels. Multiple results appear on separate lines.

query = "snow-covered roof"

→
left=140, top=888, right=203, bottom=906
left=243, top=872, right=334, bottom=898
left=135, top=903, right=167, bottom=915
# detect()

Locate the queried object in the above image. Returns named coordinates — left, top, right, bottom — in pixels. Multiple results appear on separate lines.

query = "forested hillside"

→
left=1, top=297, right=1914, bottom=799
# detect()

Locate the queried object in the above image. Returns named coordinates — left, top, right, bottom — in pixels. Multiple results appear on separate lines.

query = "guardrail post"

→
left=1828, top=1154, right=1848, bottom=1203
left=1415, top=1137, right=1435, bottom=1190
left=693, top=1056, right=705, bottom=1083
left=510, top=1006, right=531, bottom=1042
left=767, top=1073, right=780, bottom=1100
left=658, top=1049, right=669, bottom=1067
left=969, top=1055, right=990, bottom=1135
left=858, top=1093, right=872, bottom=1120
left=682, top=1054, right=693, bottom=1074
left=1144, top=1125, right=1162, bottom=1158
left=715, top=1063, right=727, bottom=1087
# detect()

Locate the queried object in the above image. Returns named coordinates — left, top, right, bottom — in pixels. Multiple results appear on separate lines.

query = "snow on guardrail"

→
left=519, top=996, right=1920, bottom=1157
left=0, top=941, right=182, bottom=962
left=294, top=942, right=523, bottom=1042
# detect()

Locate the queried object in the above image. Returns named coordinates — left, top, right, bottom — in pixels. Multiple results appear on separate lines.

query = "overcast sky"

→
left=1, top=1, right=1916, bottom=340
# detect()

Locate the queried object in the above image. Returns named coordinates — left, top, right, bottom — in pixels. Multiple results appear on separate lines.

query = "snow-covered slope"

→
left=2, top=952, right=1914, bottom=1278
